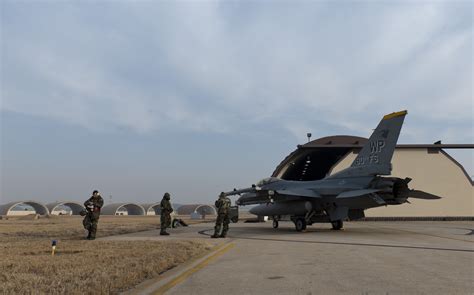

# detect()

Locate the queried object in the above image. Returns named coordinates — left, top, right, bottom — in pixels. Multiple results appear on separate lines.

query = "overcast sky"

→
left=1, top=1, right=472, bottom=205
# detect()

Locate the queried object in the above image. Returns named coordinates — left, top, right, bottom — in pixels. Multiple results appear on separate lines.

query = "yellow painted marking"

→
left=152, top=242, right=235, bottom=295
left=383, top=110, right=408, bottom=120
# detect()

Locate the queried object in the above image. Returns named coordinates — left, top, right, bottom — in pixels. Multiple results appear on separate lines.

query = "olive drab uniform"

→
left=160, top=193, right=173, bottom=235
left=83, top=193, right=104, bottom=240
left=212, top=193, right=231, bottom=238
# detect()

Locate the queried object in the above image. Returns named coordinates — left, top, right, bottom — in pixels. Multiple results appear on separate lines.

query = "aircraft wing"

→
left=275, top=188, right=321, bottom=198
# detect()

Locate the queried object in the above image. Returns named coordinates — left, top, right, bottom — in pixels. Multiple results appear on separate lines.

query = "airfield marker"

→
left=51, top=240, right=57, bottom=256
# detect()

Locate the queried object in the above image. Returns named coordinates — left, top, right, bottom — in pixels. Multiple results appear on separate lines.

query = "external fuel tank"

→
left=249, top=201, right=313, bottom=216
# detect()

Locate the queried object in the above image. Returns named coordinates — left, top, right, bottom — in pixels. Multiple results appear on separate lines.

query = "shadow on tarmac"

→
left=198, top=227, right=474, bottom=253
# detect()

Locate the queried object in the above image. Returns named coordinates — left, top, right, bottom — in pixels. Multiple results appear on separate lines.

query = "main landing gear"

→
left=272, top=220, right=279, bottom=229
left=331, top=220, right=344, bottom=230
left=294, top=218, right=307, bottom=232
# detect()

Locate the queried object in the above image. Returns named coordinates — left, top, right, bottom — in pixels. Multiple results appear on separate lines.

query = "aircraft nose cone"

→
left=249, top=204, right=266, bottom=215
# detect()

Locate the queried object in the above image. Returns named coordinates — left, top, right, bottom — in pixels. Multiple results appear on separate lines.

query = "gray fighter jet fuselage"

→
left=225, top=111, right=440, bottom=231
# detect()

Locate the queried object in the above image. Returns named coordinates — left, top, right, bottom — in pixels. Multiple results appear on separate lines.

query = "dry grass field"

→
left=0, top=215, right=207, bottom=240
left=0, top=215, right=212, bottom=294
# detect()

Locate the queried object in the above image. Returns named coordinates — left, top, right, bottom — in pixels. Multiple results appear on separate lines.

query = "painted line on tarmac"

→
left=465, top=229, right=474, bottom=235
left=364, top=223, right=474, bottom=243
left=198, top=229, right=213, bottom=236
left=152, top=242, right=235, bottom=295
left=197, top=229, right=473, bottom=253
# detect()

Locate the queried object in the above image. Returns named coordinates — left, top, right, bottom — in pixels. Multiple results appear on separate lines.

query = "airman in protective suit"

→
left=211, top=192, right=231, bottom=238
left=160, top=192, right=173, bottom=236
left=83, top=190, right=104, bottom=240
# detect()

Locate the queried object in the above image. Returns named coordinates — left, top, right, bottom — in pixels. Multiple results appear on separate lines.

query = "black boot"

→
left=211, top=234, right=219, bottom=238
left=160, top=231, right=170, bottom=236
left=86, top=231, right=91, bottom=240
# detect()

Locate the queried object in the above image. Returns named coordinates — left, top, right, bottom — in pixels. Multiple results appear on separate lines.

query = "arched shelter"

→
left=272, top=135, right=367, bottom=181
left=47, top=201, right=85, bottom=215
left=143, top=203, right=162, bottom=215
left=195, top=205, right=217, bottom=216
left=0, top=201, right=50, bottom=216
left=101, top=203, right=146, bottom=215
left=177, top=204, right=217, bottom=216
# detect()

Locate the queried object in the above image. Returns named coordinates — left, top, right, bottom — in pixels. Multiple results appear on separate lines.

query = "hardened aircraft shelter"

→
left=177, top=204, right=217, bottom=216
left=143, top=203, right=166, bottom=215
left=0, top=201, right=50, bottom=216
left=47, top=201, right=85, bottom=215
left=101, top=203, right=146, bottom=216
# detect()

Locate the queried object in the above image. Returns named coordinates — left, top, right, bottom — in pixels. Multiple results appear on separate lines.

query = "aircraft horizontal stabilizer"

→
left=335, top=190, right=386, bottom=207
left=408, top=190, right=442, bottom=200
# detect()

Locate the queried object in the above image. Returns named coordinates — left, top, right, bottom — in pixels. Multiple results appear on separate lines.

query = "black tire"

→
left=295, top=218, right=306, bottom=232
left=273, top=220, right=279, bottom=229
left=331, top=220, right=343, bottom=230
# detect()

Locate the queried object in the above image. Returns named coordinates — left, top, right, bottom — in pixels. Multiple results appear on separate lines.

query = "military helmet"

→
left=164, top=192, right=170, bottom=200
left=219, top=192, right=226, bottom=198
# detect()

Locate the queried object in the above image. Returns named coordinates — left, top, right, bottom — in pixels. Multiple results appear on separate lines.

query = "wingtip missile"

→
left=225, top=187, right=257, bottom=197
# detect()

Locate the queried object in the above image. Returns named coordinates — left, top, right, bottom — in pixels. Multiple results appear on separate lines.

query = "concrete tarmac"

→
left=109, top=221, right=474, bottom=295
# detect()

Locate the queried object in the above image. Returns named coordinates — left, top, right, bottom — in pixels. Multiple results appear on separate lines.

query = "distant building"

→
left=0, top=201, right=50, bottom=216
left=177, top=204, right=217, bottom=218
left=101, top=203, right=146, bottom=215
left=47, top=202, right=84, bottom=215
left=7, top=205, right=36, bottom=216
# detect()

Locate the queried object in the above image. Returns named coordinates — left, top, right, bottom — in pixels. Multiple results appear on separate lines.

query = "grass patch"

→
left=0, top=216, right=211, bottom=294
left=1, top=215, right=178, bottom=240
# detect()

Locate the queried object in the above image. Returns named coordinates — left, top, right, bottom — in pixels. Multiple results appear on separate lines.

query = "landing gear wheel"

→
left=331, top=220, right=343, bottom=230
left=295, top=218, right=307, bottom=232
left=273, top=220, right=279, bottom=229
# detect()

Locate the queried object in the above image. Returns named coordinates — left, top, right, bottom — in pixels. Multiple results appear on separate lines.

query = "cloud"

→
left=1, top=1, right=472, bottom=141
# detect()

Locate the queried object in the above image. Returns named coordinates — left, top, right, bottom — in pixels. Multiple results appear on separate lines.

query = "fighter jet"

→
left=225, top=110, right=440, bottom=231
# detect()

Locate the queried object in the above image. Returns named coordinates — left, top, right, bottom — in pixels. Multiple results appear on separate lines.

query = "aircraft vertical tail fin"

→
left=330, top=110, right=407, bottom=178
